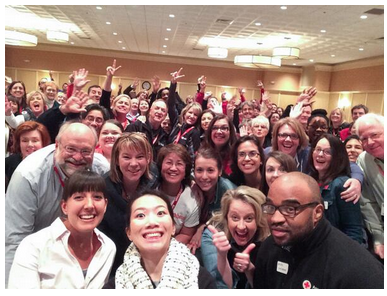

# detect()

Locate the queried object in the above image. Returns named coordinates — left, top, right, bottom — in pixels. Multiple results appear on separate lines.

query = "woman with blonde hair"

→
left=98, top=132, right=159, bottom=276
left=207, top=186, right=270, bottom=288
left=110, top=94, right=132, bottom=130
left=328, top=107, right=350, bottom=138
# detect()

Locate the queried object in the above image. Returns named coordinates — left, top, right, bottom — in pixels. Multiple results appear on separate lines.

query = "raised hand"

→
left=132, top=78, right=139, bottom=89
left=5, top=95, right=12, bottom=116
left=233, top=243, right=256, bottom=273
left=73, top=68, right=90, bottom=91
left=257, top=80, right=264, bottom=88
left=204, top=91, right=212, bottom=100
left=297, top=87, right=317, bottom=105
left=238, top=87, right=246, bottom=95
left=152, top=75, right=161, bottom=93
left=199, top=76, right=207, bottom=92
left=170, top=68, right=185, bottom=83
left=60, top=90, right=89, bottom=115
left=106, top=59, right=122, bottom=77
left=208, top=225, right=231, bottom=257
left=289, top=102, right=303, bottom=119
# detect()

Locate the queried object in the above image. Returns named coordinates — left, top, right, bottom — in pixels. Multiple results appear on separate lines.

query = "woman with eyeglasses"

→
left=309, top=134, right=364, bottom=244
left=203, top=114, right=237, bottom=176
left=229, top=135, right=265, bottom=190
left=265, top=117, right=310, bottom=173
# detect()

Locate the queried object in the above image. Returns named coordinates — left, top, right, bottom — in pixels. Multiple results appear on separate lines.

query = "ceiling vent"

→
left=216, top=18, right=234, bottom=25
left=364, top=8, right=384, bottom=15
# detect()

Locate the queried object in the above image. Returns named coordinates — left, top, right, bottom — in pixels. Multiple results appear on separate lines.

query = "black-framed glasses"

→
left=238, top=150, right=260, bottom=159
left=278, top=133, right=299, bottom=140
left=262, top=202, right=319, bottom=218
left=313, top=147, right=332, bottom=157
left=212, top=125, right=229, bottom=132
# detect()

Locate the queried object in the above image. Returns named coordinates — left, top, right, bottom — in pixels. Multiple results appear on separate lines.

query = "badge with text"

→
left=276, top=261, right=289, bottom=274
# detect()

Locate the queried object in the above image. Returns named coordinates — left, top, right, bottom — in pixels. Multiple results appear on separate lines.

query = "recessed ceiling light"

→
left=122, top=47, right=126, bottom=50
left=165, top=38, right=169, bottom=41
left=320, top=29, right=326, bottom=33
left=281, top=6, right=287, bottom=10
left=359, top=48, right=364, bottom=51
left=118, top=40, right=122, bottom=43
left=255, top=22, right=261, bottom=26
left=162, top=51, right=166, bottom=53
left=24, top=59, right=30, bottom=63
left=360, top=15, right=368, bottom=19
left=169, top=14, right=175, bottom=18
left=70, top=42, right=74, bottom=45
left=96, top=6, right=102, bottom=10
left=309, top=59, right=314, bottom=62
left=113, top=32, right=118, bottom=35
left=331, top=54, right=336, bottom=57
left=166, top=28, right=171, bottom=31
left=106, top=22, right=111, bottom=25
left=292, top=63, right=297, bottom=66
left=163, top=45, right=167, bottom=48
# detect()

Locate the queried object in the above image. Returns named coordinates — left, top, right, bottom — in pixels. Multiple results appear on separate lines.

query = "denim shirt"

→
left=320, top=176, right=364, bottom=244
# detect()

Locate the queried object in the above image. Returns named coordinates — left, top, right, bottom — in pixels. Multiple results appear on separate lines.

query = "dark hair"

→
left=157, top=87, right=170, bottom=99
left=100, top=119, right=124, bottom=133
left=157, top=143, right=192, bottom=187
left=81, top=104, right=110, bottom=121
left=307, top=112, right=329, bottom=126
left=126, top=189, right=175, bottom=228
left=6, top=94, right=21, bottom=115
left=230, top=135, right=265, bottom=186
left=351, top=104, right=369, bottom=115
left=13, top=121, right=51, bottom=155
left=195, top=146, right=223, bottom=171
left=62, top=170, right=106, bottom=202
left=204, top=114, right=237, bottom=157
left=343, top=134, right=362, bottom=146
left=261, top=151, right=297, bottom=195
left=87, top=85, right=102, bottom=94
left=309, top=133, right=350, bottom=184
left=198, top=109, right=216, bottom=134
left=7, top=81, right=27, bottom=109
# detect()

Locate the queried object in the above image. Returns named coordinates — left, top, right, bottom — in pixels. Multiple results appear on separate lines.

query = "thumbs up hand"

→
left=233, top=243, right=256, bottom=273
left=208, top=225, right=231, bottom=257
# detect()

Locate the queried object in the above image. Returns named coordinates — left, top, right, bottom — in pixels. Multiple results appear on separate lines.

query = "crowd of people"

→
left=4, top=60, right=384, bottom=289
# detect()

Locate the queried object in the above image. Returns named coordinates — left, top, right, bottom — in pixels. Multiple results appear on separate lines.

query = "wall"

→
left=5, top=45, right=384, bottom=115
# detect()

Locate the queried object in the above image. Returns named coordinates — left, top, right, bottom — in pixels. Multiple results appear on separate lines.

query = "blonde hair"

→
left=112, top=94, right=131, bottom=114
left=180, top=102, right=202, bottom=126
left=26, top=90, right=45, bottom=107
left=208, top=186, right=270, bottom=243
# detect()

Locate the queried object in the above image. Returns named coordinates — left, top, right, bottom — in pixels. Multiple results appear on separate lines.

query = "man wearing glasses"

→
left=5, top=122, right=110, bottom=286
left=354, top=113, right=384, bottom=261
left=253, top=172, right=383, bottom=289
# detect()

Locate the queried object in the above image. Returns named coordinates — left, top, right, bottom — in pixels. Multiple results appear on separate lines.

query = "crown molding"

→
left=332, top=56, right=384, bottom=72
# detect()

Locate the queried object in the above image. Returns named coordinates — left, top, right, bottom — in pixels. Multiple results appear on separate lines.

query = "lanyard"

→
left=152, top=133, right=159, bottom=145
left=53, top=157, right=65, bottom=188
left=171, top=186, right=184, bottom=210
left=174, top=127, right=194, bottom=144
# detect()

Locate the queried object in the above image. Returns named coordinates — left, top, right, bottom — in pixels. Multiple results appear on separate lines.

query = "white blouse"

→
left=8, top=218, right=116, bottom=289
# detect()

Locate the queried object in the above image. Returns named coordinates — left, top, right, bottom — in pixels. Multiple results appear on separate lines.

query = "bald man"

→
left=5, top=122, right=110, bottom=286
left=253, top=172, right=383, bottom=289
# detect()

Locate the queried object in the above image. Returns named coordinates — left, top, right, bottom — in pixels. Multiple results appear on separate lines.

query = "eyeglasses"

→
left=61, top=145, right=93, bottom=157
left=212, top=125, right=229, bottom=132
left=278, top=133, right=299, bottom=140
left=238, top=151, right=260, bottom=159
left=359, top=132, right=383, bottom=144
left=262, top=202, right=319, bottom=218
left=313, top=147, right=332, bottom=156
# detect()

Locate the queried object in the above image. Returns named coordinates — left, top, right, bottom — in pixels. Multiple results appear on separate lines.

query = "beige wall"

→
left=5, top=45, right=384, bottom=115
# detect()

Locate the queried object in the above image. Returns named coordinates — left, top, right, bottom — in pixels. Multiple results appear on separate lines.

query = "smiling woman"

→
left=8, top=170, right=116, bottom=288
left=104, top=190, right=215, bottom=289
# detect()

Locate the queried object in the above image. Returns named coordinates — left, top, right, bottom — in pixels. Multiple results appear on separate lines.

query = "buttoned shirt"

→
left=8, top=218, right=116, bottom=288
left=5, top=144, right=110, bottom=285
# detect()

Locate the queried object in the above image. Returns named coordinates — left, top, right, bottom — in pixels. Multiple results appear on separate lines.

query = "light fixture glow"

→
left=5, top=30, right=38, bottom=46
left=106, top=22, right=111, bottom=25
left=272, top=47, right=300, bottom=59
left=169, top=14, right=175, bottom=18
left=113, top=32, right=118, bottom=35
left=47, top=31, right=69, bottom=43
left=309, top=59, right=314, bottom=62
left=166, top=28, right=171, bottom=31
left=320, top=29, right=326, bottom=33
left=96, top=6, right=102, bottom=10
left=359, top=48, right=364, bottom=51
left=208, top=47, right=228, bottom=58
left=281, top=6, right=287, bottom=10
left=360, top=15, right=368, bottom=19
left=255, top=22, right=261, bottom=26
left=234, top=55, right=281, bottom=68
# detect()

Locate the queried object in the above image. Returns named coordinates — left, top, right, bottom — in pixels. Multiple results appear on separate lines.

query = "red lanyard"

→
left=152, top=134, right=159, bottom=145
left=53, top=157, right=65, bottom=188
left=171, top=186, right=184, bottom=210
left=174, top=127, right=194, bottom=144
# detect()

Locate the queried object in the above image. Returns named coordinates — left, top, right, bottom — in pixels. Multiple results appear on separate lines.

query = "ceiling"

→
left=4, top=5, right=385, bottom=68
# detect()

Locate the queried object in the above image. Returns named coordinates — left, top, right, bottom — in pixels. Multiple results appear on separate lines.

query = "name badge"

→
left=277, top=261, right=289, bottom=275
left=381, top=203, right=384, bottom=216
left=324, top=201, right=329, bottom=210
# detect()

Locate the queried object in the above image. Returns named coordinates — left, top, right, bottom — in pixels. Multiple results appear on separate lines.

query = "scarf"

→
left=115, top=238, right=200, bottom=289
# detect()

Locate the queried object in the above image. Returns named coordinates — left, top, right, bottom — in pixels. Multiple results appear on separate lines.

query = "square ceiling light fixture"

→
left=234, top=55, right=281, bottom=68
left=5, top=30, right=38, bottom=46
left=208, top=47, right=228, bottom=58
left=47, top=31, right=69, bottom=43
left=272, top=47, right=300, bottom=59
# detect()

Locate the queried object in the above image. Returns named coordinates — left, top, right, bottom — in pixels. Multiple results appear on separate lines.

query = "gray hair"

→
left=56, top=121, right=98, bottom=146
left=353, top=113, right=384, bottom=136
left=251, top=115, right=270, bottom=129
